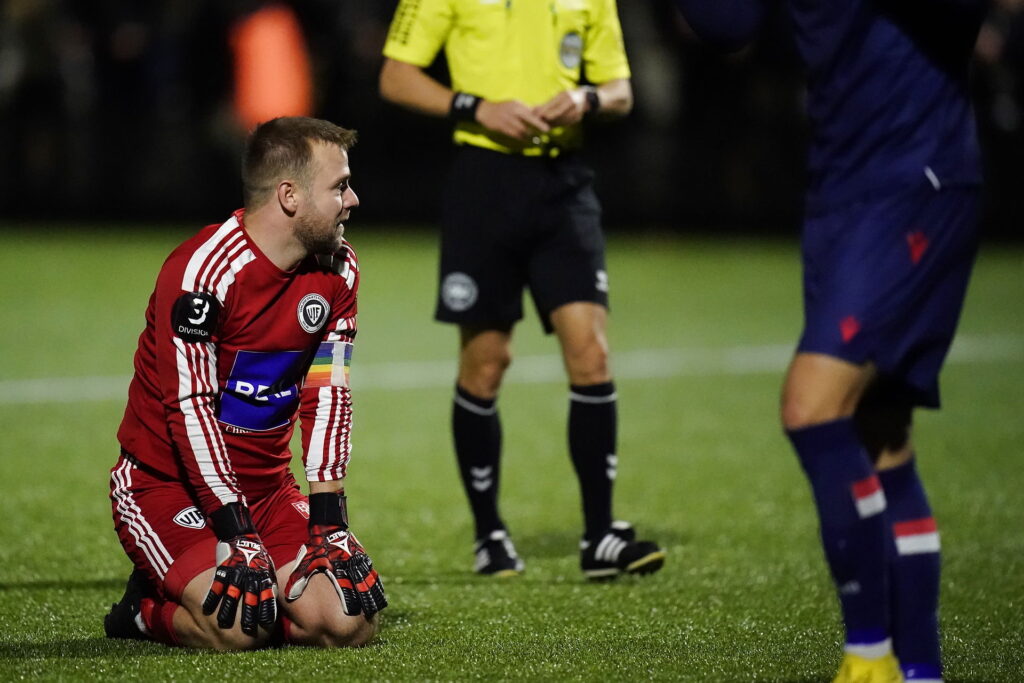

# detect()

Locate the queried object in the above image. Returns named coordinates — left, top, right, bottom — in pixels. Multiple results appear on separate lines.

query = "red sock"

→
left=140, top=597, right=181, bottom=646
left=280, top=615, right=296, bottom=645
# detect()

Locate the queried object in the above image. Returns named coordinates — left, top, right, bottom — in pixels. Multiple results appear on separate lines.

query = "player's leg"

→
left=785, top=201, right=892, bottom=679
left=781, top=353, right=895, bottom=645
left=781, top=353, right=876, bottom=429
left=275, top=560, right=379, bottom=647
left=454, top=323, right=525, bottom=575
left=528, top=155, right=663, bottom=579
left=877, top=454, right=943, bottom=683
left=455, top=325, right=514, bottom=539
left=168, top=566, right=272, bottom=650
left=107, top=560, right=271, bottom=650
left=106, top=454, right=270, bottom=650
left=550, top=302, right=666, bottom=579
left=853, top=185, right=977, bottom=683
left=787, top=181, right=978, bottom=681
left=551, top=301, right=613, bottom=536
left=551, top=302, right=617, bottom=542
left=436, top=147, right=536, bottom=575
left=781, top=354, right=901, bottom=680
left=783, top=200, right=897, bottom=673
left=856, top=385, right=943, bottom=683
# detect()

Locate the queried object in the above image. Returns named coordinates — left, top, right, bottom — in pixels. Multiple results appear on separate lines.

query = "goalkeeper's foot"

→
left=474, top=530, right=525, bottom=577
left=580, top=521, right=666, bottom=580
left=832, top=652, right=904, bottom=683
left=103, top=568, right=151, bottom=641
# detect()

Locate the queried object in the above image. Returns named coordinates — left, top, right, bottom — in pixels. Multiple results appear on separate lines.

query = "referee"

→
left=380, top=0, right=664, bottom=580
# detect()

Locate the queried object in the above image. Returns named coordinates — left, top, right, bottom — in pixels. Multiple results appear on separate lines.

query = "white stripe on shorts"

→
left=111, top=458, right=174, bottom=578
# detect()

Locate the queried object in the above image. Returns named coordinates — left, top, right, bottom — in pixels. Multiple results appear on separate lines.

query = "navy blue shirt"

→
left=675, top=0, right=986, bottom=210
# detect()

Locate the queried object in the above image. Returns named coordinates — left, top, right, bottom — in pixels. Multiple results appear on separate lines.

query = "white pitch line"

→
left=0, top=334, right=1021, bottom=405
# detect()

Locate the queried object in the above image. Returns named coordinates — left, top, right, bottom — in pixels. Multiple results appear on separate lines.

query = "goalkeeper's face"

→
left=295, top=143, right=359, bottom=255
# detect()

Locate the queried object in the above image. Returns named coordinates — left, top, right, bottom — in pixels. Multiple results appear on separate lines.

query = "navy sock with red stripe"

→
left=879, top=459, right=943, bottom=681
left=452, top=385, right=505, bottom=539
left=787, top=418, right=892, bottom=655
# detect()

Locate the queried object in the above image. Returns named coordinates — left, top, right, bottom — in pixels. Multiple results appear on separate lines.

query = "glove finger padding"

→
left=331, top=563, right=363, bottom=616
left=348, top=554, right=387, bottom=618
left=258, top=572, right=278, bottom=627
left=202, top=565, right=231, bottom=615
left=240, top=573, right=260, bottom=636
left=217, top=568, right=244, bottom=629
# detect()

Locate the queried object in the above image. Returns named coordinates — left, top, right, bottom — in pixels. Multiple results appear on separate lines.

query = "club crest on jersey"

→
left=442, top=272, right=478, bottom=312
left=298, top=293, right=330, bottom=333
left=173, top=506, right=207, bottom=529
left=560, top=32, right=583, bottom=69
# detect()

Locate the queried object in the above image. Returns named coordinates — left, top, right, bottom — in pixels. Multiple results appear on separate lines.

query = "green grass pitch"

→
left=0, top=226, right=1021, bottom=681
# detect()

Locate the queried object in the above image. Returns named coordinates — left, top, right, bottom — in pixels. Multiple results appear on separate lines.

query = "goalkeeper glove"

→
left=285, top=492, right=387, bottom=618
left=202, top=503, right=278, bottom=636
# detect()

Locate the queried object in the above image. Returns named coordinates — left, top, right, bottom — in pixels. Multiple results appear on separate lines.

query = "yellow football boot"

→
left=832, top=652, right=904, bottom=683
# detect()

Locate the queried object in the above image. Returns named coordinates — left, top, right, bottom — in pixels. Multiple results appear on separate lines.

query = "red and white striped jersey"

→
left=117, top=209, right=360, bottom=515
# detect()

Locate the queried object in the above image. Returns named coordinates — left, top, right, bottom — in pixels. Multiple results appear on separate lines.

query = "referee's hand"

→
left=534, top=89, right=587, bottom=127
left=476, top=100, right=550, bottom=141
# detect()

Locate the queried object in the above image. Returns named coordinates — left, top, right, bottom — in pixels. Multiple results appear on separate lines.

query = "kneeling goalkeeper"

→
left=105, top=116, right=386, bottom=649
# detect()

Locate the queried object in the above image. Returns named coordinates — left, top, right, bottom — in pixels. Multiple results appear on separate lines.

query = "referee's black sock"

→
left=452, top=384, right=505, bottom=540
left=568, top=381, right=617, bottom=541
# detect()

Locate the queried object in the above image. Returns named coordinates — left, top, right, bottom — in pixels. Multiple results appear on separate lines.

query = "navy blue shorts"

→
left=798, top=180, right=980, bottom=407
left=436, top=145, right=607, bottom=333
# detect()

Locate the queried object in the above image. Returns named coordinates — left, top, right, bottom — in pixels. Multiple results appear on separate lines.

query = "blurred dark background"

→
left=1, top=0, right=1021, bottom=237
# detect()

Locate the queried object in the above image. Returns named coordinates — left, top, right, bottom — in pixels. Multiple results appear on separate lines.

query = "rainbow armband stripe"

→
left=304, top=341, right=352, bottom=389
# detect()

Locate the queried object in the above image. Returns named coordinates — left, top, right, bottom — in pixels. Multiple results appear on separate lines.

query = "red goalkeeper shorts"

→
left=109, top=452, right=311, bottom=602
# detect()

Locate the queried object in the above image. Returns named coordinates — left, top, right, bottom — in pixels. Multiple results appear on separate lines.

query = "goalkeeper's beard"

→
left=295, top=206, right=344, bottom=256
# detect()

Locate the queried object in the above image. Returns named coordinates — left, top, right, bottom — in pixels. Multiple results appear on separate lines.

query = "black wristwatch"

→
left=583, top=86, right=600, bottom=117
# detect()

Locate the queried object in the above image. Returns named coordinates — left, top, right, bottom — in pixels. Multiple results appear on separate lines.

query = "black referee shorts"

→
left=436, top=145, right=608, bottom=333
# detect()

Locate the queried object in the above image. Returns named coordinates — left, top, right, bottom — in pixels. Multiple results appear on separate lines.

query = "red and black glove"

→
left=285, top=492, right=387, bottom=618
left=202, top=503, right=278, bottom=636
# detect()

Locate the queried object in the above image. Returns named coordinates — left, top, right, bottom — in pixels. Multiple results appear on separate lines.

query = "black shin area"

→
left=853, top=378, right=915, bottom=463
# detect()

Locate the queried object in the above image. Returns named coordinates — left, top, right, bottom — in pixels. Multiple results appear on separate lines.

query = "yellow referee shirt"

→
left=384, top=0, right=631, bottom=155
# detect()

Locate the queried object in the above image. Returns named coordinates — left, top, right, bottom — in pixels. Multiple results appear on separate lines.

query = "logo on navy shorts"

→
left=173, top=506, right=207, bottom=529
left=298, top=293, right=330, bottom=333
left=442, top=272, right=478, bottom=312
